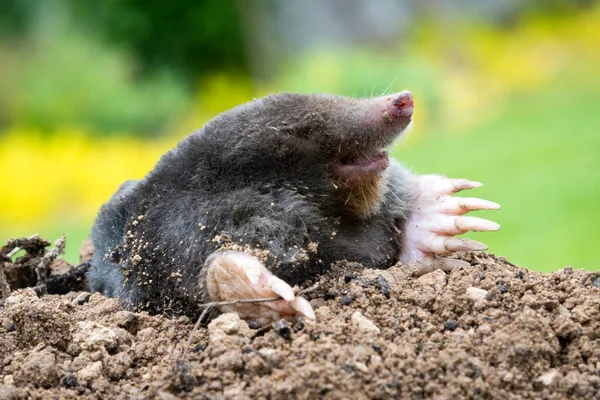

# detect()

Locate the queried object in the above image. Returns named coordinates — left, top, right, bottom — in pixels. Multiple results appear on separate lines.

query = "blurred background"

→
left=0, top=0, right=598, bottom=271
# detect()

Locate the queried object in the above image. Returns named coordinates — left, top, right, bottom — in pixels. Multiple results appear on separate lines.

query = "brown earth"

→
left=1, top=237, right=600, bottom=399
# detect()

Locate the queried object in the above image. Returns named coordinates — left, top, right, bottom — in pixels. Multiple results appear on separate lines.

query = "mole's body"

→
left=88, top=92, right=499, bottom=323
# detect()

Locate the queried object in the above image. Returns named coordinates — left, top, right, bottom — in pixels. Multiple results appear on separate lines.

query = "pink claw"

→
left=290, top=297, right=316, bottom=320
left=451, top=179, right=483, bottom=193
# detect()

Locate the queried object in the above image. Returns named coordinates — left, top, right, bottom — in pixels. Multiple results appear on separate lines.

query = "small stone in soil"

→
left=191, top=344, right=204, bottom=353
left=273, top=320, right=292, bottom=340
left=247, top=321, right=261, bottom=330
left=340, top=296, right=353, bottom=306
left=443, top=320, right=459, bottom=332
left=73, top=292, right=91, bottom=305
left=378, top=275, right=391, bottom=298
left=62, top=373, right=78, bottom=388
left=515, top=270, right=525, bottom=280
left=497, top=282, right=508, bottom=293
left=173, top=360, right=195, bottom=393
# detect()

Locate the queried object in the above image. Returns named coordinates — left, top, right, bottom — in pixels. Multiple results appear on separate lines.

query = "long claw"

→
left=415, top=257, right=471, bottom=274
left=426, top=235, right=488, bottom=254
left=434, top=215, right=500, bottom=234
left=433, top=257, right=471, bottom=272
left=263, top=275, right=295, bottom=301
left=289, top=297, right=316, bottom=320
left=452, top=197, right=501, bottom=213
left=455, top=216, right=500, bottom=232
left=444, top=237, right=488, bottom=252
left=435, top=197, right=501, bottom=215
left=415, top=175, right=483, bottom=197
left=450, top=179, right=483, bottom=193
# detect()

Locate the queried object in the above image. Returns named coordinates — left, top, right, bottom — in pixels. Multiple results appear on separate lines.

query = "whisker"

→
left=361, top=187, right=369, bottom=210
left=381, top=75, right=399, bottom=96
left=344, top=187, right=354, bottom=205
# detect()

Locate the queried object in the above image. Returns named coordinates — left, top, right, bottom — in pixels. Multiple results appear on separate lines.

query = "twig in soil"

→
left=33, top=236, right=66, bottom=295
left=6, top=234, right=40, bottom=258
left=181, top=282, right=320, bottom=360
left=33, top=262, right=90, bottom=296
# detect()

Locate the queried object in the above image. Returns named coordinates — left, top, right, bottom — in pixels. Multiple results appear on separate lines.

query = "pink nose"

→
left=390, top=91, right=414, bottom=118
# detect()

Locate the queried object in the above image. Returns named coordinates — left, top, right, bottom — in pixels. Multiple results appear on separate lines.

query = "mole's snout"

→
left=390, top=91, right=414, bottom=118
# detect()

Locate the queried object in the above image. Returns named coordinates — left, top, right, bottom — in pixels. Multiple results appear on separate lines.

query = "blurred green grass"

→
left=395, top=70, right=600, bottom=272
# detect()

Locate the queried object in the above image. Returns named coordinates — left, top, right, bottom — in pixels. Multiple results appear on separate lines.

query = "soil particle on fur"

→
left=1, top=249, right=600, bottom=399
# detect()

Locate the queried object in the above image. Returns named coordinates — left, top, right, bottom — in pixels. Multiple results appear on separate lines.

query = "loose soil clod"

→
left=1, top=236, right=89, bottom=300
left=1, top=237, right=600, bottom=399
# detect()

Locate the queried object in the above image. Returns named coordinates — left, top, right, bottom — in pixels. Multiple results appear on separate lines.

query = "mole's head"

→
left=200, top=91, right=414, bottom=216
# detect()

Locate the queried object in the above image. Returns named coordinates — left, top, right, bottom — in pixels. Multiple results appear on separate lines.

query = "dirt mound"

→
left=1, top=238, right=600, bottom=399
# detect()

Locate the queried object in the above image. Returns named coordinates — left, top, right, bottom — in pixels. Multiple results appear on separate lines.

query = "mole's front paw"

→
left=400, top=174, right=501, bottom=273
left=205, top=251, right=315, bottom=325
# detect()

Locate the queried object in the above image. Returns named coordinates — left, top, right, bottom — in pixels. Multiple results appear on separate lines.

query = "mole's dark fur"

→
left=88, top=93, right=415, bottom=318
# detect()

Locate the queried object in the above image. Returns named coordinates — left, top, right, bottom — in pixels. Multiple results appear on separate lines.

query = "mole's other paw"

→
left=205, top=251, right=315, bottom=325
left=400, top=174, right=501, bottom=272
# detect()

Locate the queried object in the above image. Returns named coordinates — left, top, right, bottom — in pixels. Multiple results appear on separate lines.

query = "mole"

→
left=88, top=91, right=500, bottom=324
